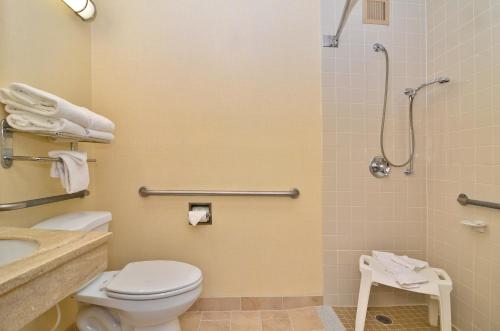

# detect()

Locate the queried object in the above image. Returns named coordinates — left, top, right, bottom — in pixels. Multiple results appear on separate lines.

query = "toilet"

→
left=33, top=212, right=203, bottom=331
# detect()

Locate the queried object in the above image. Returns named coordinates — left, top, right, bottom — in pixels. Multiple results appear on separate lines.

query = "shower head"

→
left=404, top=77, right=451, bottom=97
left=437, top=77, right=450, bottom=84
left=373, top=43, right=386, bottom=53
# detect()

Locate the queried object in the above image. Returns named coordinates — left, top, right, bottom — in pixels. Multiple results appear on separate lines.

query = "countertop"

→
left=0, top=227, right=111, bottom=296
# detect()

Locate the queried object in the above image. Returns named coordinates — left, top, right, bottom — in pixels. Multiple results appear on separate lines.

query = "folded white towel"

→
left=6, top=110, right=114, bottom=142
left=0, top=83, right=115, bottom=132
left=49, top=151, right=89, bottom=194
left=372, top=251, right=429, bottom=288
left=391, top=255, right=428, bottom=271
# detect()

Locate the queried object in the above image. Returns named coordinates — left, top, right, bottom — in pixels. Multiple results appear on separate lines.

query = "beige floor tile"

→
left=333, top=305, right=440, bottom=331
left=262, top=318, right=292, bottom=331
left=198, top=319, right=230, bottom=331
left=179, top=311, right=201, bottom=331
left=288, top=307, right=324, bottom=331
left=231, top=311, right=262, bottom=331
left=201, top=311, right=231, bottom=320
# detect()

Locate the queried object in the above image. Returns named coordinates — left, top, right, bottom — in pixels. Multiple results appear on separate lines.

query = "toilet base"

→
left=133, top=319, right=181, bottom=331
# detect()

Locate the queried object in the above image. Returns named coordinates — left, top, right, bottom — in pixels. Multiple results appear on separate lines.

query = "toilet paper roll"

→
left=188, top=207, right=210, bottom=226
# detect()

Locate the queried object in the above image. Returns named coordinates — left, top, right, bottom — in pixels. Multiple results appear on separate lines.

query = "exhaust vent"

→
left=363, top=0, right=389, bottom=25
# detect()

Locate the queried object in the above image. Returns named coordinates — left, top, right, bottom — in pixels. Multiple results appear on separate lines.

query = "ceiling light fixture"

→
left=62, top=0, right=96, bottom=21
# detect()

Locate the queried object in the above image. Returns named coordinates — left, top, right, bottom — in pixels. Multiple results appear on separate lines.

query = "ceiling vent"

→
left=363, top=0, right=389, bottom=25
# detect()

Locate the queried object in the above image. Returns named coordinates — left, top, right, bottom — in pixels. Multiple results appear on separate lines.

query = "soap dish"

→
left=460, top=220, right=488, bottom=233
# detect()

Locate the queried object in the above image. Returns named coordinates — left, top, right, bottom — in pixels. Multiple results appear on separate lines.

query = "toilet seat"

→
left=104, top=260, right=203, bottom=301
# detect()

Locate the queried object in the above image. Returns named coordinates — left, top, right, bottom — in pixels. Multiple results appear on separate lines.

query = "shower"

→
left=369, top=43, right=450, bottom=178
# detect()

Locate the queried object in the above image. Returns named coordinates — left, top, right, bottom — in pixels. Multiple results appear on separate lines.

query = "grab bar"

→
left=0, top=190, right=89, bottom=211
left=457, top=193, right=500, bottom=211
left=323, top=0, right=352, bottom=47
left=139, top=187, right=300, bottom=199
left=4, top=156, right=97, bottom=163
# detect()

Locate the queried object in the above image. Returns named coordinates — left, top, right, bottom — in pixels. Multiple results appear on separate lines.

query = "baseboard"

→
left=188, top=296, right=323, bottom=311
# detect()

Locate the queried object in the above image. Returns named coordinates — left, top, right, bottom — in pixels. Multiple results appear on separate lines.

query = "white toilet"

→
left=33, top=212, right=203, bottom=331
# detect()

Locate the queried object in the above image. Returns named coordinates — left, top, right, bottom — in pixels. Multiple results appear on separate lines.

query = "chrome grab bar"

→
left=139, top=187, right=300, bottom=199
left=0, top=190, right=89, bottom=212
left=3, top=156, right=97, bottom=163
left=457, top=193, right=500, bottom=210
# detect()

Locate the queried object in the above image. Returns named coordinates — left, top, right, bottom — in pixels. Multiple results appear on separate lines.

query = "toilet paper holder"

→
left=189, top=203, right=212, bottom=225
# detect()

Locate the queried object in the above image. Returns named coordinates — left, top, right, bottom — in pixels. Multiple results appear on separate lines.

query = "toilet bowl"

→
left=33, top=212, right=203, bottom=331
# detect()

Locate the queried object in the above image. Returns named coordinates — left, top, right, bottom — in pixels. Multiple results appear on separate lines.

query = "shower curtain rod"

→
left=323, top=0, right=352, bottom=47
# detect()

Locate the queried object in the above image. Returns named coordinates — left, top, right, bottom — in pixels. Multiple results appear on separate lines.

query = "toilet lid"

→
left=105, top=260, right=202, bottom=296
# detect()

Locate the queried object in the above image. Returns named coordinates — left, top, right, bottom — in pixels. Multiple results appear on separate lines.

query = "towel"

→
left=391, top=255, right=428, bottom=271
left=6, top=110, right=114, bottom=142
left=49, top=151, right=89, bottom=194
left=372, top=251, right=429, bottom=288
left=0, top=83, right=115, bottom=132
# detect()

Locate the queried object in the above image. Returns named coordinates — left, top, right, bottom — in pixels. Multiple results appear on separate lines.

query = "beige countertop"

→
left=0, top=227, right=111, bottom=296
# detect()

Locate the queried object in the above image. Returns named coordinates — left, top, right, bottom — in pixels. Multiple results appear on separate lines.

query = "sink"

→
left=0, top=239, right=39, bottom=267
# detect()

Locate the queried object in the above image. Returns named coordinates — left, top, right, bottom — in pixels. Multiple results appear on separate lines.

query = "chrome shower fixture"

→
left=372, top=43, right=386, bottom=53
left=369, top=41, right=451, bottom=178
left=403, top=77, right=450, bottom=97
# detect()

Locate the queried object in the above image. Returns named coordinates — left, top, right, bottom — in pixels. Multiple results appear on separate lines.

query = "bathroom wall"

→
left=0, top=1, right=93, bottom=330
left=321, top=0, right=428, bottom=306
left=426, top=0, right=500, bottom=330
left=91, top=0, right=323, bottom=297
left=0, top=0, right=95, bottom=228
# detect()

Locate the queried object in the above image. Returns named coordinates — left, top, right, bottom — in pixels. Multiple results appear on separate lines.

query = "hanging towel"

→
left=0, top=83, right=115, bottom=133
left=5, top=110, right=114, bottom=142
left=49, top=151, right=89, bottom=194
left=372, top=251, right=429, bottom=288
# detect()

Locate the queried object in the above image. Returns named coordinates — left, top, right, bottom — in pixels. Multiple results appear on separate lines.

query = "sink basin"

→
left=0, top=239, right=39, bottom=267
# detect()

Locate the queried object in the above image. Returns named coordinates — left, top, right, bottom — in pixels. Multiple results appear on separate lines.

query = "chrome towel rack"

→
left=139, top=187, right=300, bottom=199
left=1, top=119, right=97, bottom=168
left=0, top=190, right=89, bottom=212
left=457, top=193, right=500, bottom=210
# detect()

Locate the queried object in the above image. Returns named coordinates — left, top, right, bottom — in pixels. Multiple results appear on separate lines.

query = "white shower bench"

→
left=355, top=255, right=452, bottom=331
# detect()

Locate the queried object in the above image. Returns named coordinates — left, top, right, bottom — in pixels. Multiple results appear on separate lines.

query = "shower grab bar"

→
left=0, top=190, right=89, bottom=211
left=139, top=187, right=300, bottom=199
left=457, top=193, right=500, bottom=210
left=323, top=0, right=352, bottom=47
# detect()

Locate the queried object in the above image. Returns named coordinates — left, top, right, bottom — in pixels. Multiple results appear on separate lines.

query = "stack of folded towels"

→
left=372, top=251, right=429, bottom=289
left=0, top=82, right=115, bottom=142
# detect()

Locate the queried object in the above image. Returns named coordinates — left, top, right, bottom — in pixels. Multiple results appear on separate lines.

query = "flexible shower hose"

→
left=379, top=48, right=415, bottom=168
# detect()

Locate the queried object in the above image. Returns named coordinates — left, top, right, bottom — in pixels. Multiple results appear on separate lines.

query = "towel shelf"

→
left=2, top=121, right=111, bottom=144
left=139, top=187, right=300, bottom=199
left=0, top=190, right=89, bottom=212
left=1, top=119, right=97, bottom=169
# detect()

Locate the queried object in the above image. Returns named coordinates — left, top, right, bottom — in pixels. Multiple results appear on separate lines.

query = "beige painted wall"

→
left=0, top=0, right=93, bottom=329
left=426, top=1, right=500, bottom=330
left=91, top=0, right=323, bottom=297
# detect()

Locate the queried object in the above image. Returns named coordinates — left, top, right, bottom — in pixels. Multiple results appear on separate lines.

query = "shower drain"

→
left=375, top=314, right=393, bottom=325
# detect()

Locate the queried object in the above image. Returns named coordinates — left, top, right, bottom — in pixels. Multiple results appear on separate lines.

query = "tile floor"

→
left=180, top=307, right=326, bottom=331
left=333, top=305, right=440, bottom=331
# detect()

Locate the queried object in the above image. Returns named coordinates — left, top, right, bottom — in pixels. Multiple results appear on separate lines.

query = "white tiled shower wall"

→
left=321, top=0, right=428, bottom=306
left=427, top=1, right=500, bottom=330
left=322, top=0, right=500, bottom=329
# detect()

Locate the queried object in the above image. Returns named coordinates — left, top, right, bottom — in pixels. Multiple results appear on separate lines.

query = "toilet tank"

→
left=32, top=211, right=112, bottom=232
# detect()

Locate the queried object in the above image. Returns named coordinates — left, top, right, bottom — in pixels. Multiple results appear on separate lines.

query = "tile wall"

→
left=426, top=0, right=500, bottom=330
left=321, top=0, right=428, bottom=306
